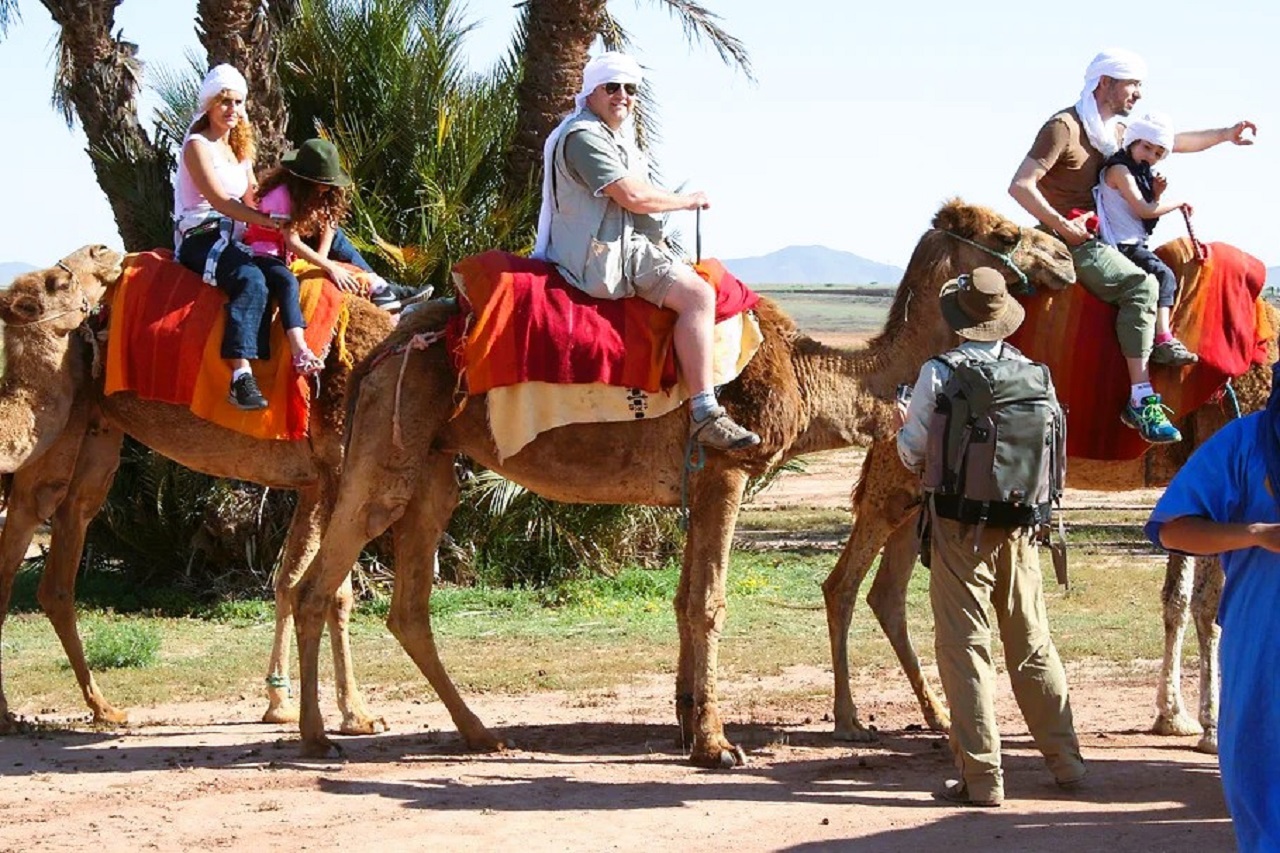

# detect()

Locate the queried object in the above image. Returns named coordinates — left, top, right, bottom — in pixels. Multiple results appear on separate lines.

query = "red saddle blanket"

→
left=1007, top=238, right=1272, bottom=461
left=446, top=251, right=759, bottom=395
left=103, top=250, right=349, bottom=441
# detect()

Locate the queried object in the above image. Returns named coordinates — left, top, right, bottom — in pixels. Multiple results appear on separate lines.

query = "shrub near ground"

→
left=6, top=548, right=1172, bottom=717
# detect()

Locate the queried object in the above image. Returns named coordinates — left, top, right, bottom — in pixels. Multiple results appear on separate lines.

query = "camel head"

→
left=0, top=245, right=122, bottom=335
left=931, top=198, right=1076, bottom=293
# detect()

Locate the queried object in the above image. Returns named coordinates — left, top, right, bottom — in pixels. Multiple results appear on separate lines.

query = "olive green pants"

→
left=1071, top=239, right=1157, bottom=360
left=929, top=513, right=1085, bottom=799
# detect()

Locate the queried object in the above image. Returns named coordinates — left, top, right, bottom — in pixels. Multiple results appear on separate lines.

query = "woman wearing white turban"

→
left=534, top=52, right=759, bottom=452
left=173, top=64, right=324, bottom=411
left=1009, top=48, right=1257, bottom=446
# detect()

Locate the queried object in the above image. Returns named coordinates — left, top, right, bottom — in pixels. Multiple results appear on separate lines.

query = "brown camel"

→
left=821, top=217, right=1275, bottom=755
left=0, top=253, right=395, bottom=734
left=286, top=200, right=1078, bottom=764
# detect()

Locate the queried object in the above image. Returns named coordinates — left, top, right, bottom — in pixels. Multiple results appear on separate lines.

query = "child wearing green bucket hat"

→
left=247, top=138, right=425, bottom=312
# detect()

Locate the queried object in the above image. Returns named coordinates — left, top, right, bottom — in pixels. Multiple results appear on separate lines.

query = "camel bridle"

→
left=939, top=228, right=1032, bottom=294
left=2, top=259, right=95, bottom=328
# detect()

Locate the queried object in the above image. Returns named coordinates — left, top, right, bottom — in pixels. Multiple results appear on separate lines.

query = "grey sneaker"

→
left=1150, top=337, right=1199, bottom=366
left=690, top=407, right=760, bottom=451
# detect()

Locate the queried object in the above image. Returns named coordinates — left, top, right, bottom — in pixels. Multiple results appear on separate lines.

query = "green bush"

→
left=81, top=622, right=162, bottom=670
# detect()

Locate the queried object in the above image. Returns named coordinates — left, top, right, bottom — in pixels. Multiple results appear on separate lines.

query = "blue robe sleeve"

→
left=1144, top=416, right=1253, bottom=551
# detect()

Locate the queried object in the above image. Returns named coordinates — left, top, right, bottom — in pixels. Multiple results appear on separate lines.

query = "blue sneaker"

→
left=1121, top=394, right=1182, bottom=443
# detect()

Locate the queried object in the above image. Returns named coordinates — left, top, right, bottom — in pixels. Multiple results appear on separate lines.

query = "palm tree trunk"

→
left=504, top=0, right=606, bottom=196
left=39, top=0, right=173, bottom=251
left=196, top=0, right=294, bottom=166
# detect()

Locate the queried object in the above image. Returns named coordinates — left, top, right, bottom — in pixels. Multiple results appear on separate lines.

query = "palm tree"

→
left=505, top=0, right=751, bottom=195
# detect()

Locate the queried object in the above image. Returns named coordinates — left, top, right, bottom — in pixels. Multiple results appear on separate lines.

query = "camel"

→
left=821, top=219, right=1276, bottom=756
left=285, top=200, right=1079, bottom=764
left=0, top=252, right=396, bottom=734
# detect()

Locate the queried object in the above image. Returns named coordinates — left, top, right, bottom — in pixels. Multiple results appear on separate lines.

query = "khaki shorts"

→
left=626, top=237, right=689, bottom=308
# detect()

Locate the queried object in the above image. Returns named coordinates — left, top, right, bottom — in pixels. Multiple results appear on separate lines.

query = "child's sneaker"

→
left=1150, top=338, right=1199, bottom=366
left=228, top=373, right=269, bottom=410
left=1121, top=394, right=1181, bottom=443
left=369, top=289, right=401, bottom=312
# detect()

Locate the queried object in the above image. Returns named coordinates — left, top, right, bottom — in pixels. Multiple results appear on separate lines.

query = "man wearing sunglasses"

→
left=532, top=51, right=760, bottom=453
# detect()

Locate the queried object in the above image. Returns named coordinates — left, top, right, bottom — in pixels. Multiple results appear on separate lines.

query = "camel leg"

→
left=328, top=569, right=386, bottom=735
left=1192, top=556, right=1223, bottom=755
left=34, top=416, right=127, bottom=725
left=1152, top=553, right=1201, bottom=736
left=865, top=515, right=949, bottom=733
left=386, top=453, right=499, bottom=750
left=822, top=511, right=896, bottom=742
left=675, top=466, right=749, bottom=768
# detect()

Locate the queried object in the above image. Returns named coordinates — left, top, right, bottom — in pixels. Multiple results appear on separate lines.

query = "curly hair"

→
left=188, top=90, right=257, bottom=164
left=256, top=166, right=352, bottom=239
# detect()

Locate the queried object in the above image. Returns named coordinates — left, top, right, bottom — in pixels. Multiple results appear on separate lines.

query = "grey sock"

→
left=690, top=391, right=718, bottom=422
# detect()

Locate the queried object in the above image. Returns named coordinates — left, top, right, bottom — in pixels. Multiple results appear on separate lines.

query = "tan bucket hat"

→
left=939, top=266, right=1026, bottom=342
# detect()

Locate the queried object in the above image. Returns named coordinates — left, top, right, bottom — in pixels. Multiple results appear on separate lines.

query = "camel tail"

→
left=851, top=446, right=875, bottom=510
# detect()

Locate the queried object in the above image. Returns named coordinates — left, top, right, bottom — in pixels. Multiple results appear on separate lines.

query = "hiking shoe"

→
left=228, top=373, right=268, bottom=410
left=933, top=780, right=1002, bottom=808
left=690, top=407, right=761, bottom=452
left=1150, top=338, right=1199, bottom=367
left=1121, top=394, right=1182, bottom=443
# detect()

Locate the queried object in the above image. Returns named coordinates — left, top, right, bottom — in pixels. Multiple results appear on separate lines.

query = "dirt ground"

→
left=2, top=449, right=1230, bottom=853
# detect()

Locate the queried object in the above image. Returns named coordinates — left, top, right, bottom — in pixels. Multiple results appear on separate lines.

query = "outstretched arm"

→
left=1009, top=157, right=1091, bottom=246
left=1174, top=121, right=1257, bottom=153
left=1159, top=515, right=1280, bottom=555
left=601, top=176, right=708, bottom=216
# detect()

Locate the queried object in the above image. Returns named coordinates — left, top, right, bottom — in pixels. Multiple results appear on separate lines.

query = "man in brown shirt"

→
left=1009, top=48, right=1255, bottom=444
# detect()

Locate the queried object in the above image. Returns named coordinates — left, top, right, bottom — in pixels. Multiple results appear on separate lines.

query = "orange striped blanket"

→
left=446, top=251, right=759, bottom=395
left=103, top=251, right=350, bottom=441
left=1007, top=238, right=1271, bottom=461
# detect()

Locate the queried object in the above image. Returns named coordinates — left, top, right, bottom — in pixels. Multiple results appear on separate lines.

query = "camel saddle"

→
left=103, top=251, right=352, bottom=441
left=1007, top=237, right=1272, bottom=461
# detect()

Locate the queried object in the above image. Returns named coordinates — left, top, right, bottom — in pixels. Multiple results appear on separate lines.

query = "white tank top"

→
left=1093, top=167, right=1149, bottom=247
left=173, top=134, right=252, bottom=237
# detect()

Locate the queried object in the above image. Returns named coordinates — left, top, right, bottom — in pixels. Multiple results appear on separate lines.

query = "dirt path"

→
left=0, top=665, right=1227, bottom=852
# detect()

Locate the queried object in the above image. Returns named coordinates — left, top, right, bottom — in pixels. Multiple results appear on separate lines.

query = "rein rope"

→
left=383, top=330, right=447, bottom=450
left=1180, top=206, right=1208, bottom=262
left=939, top=229, right=1032, bottom=294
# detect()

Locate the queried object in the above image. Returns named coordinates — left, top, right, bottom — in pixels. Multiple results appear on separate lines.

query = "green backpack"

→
left=921, top=344, right=1066, bottom=528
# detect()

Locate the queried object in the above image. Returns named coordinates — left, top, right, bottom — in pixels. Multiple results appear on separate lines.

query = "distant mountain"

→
left=0, top=261, right=36, bottom=287
left=723, top=245, right=903, bottom=287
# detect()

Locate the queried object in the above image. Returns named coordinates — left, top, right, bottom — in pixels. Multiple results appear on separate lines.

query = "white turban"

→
left=1082, top=48, right=1148, bottom=92
left=532, top=52, right=645, bottom=260
left=1123, top=111, right=1175, bottom=153
left=194, top=63, right=249, bottom=121
left=1076, top=48, right=1148, bottom=158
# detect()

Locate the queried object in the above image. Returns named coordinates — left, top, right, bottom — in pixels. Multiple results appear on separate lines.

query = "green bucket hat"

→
left=282, top=138, right=352, bottom=187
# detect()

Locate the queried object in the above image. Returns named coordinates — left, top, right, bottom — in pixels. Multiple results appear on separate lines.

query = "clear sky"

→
left=1, top=0, right=1276, bottom=269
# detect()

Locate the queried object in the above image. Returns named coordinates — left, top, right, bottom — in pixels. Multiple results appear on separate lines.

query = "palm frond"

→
left=0, top=0, right=20, bottom=38
left=640, top=0, right=754, bottom=81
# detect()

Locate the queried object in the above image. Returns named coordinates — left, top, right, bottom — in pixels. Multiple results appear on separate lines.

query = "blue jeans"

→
left=321, top=228, right=374, bottom=273
left=178, top=232, right=306, bottom=361
left=1118, top=242, right=1179, bottom=309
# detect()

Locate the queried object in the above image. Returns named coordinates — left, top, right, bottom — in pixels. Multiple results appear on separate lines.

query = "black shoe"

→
left=369, top=289, right=401, bottom=312
left=228, top=373, right=268, bottom=410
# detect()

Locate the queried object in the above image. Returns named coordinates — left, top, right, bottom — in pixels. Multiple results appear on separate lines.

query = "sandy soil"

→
left=0, top=665, right=1227, bottom=853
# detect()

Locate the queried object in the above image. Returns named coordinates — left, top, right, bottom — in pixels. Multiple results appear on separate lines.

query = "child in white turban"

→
left=1093, top=112, right=1197, bottom=366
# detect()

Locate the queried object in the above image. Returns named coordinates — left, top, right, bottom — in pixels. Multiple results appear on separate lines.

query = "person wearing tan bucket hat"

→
left=247, top=138, right=431, bottom=315
left=897, top=267, right=1085, bottom=807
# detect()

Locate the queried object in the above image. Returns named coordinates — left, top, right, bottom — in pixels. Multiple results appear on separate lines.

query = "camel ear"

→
left=0, top=292, right=42, bottom=325
left=931, top=197, right=979, bottom=237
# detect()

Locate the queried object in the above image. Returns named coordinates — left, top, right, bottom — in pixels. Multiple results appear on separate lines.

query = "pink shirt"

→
left=245, top=185, right=294, bottom=257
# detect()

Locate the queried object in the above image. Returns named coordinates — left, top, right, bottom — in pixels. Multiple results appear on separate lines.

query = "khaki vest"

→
left=546, top=112, right=651, bottom=299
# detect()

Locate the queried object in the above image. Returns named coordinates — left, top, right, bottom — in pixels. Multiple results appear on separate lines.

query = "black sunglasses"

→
left=603, top=82, right=638, bottom=96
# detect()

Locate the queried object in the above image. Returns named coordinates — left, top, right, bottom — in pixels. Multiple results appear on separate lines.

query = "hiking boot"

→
left=690, top=407, right=760, bottom=452
left=1150, top=338, right=1199, bottom=366
left=1121, top=394, right=1181, bottom=443
left=228, top=373, right=268, bottom=410
left=933, top=780, right=1002, bottom=808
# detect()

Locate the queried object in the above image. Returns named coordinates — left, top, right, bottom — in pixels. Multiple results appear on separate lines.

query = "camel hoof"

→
left=92, top=706, right=129, bottom=726
left=690, top=743, right=746, bottom=769
left=0, top=712, right=32, bottom=735
left=339, top=715, right=388, bottom=736
left=832, top=724, right=878, bottom=744
left=1152, top=713, right=1202, bottom=737
left=1195, top=729, right=1218, bottom=755
left=262, top=705, right=300, bottom=725
left=299, top=737, right=344, bottom=759
left=465, top=732, right=508, bottom=753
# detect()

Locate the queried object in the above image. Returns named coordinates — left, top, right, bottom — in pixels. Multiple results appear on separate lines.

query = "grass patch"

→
left=5, top=544, right=1185, bottom=716
left=80, top=621, right=162, bottom=670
